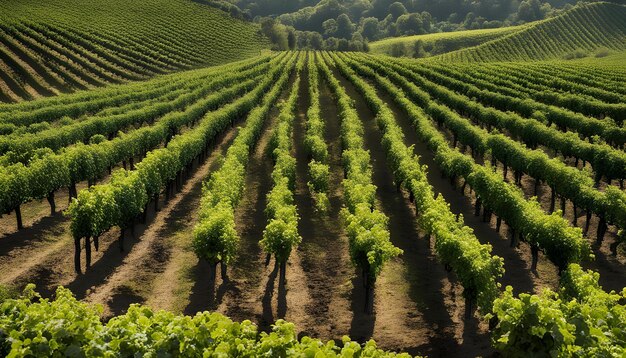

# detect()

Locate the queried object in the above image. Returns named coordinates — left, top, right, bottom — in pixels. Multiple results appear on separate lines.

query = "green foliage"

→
left=490, top=265, right=626, bottom=356
left=65, top=54, right=290, bottom=242
left=305, top=52, right=332, bottom=213
left=194, top=52, right=299, bottom=267
left=342, top=204, right=401, bottom=282
left=333, top=52, right=503, bottom=312
left=261, top=57, right=304, bottom=264
left=438, top=3, right=626, bottom=62
left=192, top=201, right=239, bottom=265
left=360, top=53, right=626, bottom=244
left=309, top=160, right=330, bottom=193
left=317, top=52, right=401, bottom=286
left=0, top=285, right=414, bottom=357
left=0, top=56, right=274, bottom=223
left=0, top=284, right=104, bottom=357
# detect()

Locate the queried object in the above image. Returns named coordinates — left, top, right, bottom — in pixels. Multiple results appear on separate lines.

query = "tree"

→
left=360, top=17, right=379, bottom=40
left=350, top=33, right=365, bottom=51
left=322, top=18, right=337, bottom=36
left=309, top=32, right=324, bottom=49
left=517, top=0, right=544, bottom=22
left=287, top=28, right=296, bottom=49
left=412, top=39, right=428, bottom=58
left=324, top=37, right=339, bottom=50
left=369, top=0, right=396, bottom=19
left=389, top=2, right=408, bottom=19
left=259, top=17, right=289, bottom=50
left=336, top=13, right=354, bottom=39
left=348, top=0, right=372, bottom=19
left=296, top=31, right=309, bottom=48
left=379, top=14, right=397, bottom=37
left=337, top=38, right=350, bottom=51
left=396, top=13, right=426, bottom=36
left=306, top=0, right=345, bottom=32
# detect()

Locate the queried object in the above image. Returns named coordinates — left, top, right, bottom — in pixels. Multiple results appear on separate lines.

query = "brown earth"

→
left=1, top=56, right=625, bottom=358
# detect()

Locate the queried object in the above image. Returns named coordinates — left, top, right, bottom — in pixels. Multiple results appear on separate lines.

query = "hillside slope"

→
left=436, top=2, right=626, bottom=62
left=369, top=26, right=525, bottom=58
left=0, top=0, right=267, bottom=102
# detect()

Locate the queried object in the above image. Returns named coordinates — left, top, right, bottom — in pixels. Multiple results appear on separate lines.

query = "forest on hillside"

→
left=204, top=0, right=614, bottom=50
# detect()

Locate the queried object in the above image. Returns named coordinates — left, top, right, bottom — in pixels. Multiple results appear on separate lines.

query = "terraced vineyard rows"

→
left=0, top=0, right=267, bottom=102
left=1, top=51, right=626, bottom=356
left=437, top=2, right=626, bottom=62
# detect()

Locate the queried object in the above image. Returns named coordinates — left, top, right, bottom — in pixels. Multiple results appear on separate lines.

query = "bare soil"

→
left=334, top=67, right=492, bottom=357
left=290, top=69, right=354, bottom=339
left=1, top=59, right=625, bottom=358
left=85, top=126, right=240, bottom=317
left=183, top=74, right=299, bottom=329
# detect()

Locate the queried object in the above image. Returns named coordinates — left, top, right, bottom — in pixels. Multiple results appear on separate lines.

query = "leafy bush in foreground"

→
left=489, top=265, right=626, bottom=357
left=0, top=285, right=413, bottom=357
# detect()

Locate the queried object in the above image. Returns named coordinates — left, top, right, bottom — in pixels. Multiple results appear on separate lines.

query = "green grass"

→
left=0, top=0, right=268, bottom=102
left=436, top=2, right=626, bottom=62
left=369, top=25, right=525, bottom=58
left=570, top=50, right=626, bottom=68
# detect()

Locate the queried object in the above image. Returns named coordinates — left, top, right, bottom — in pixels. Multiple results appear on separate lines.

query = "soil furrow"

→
left=333, top=66, right=492, bottom=357
left=85, top=124, right=240, bottom=317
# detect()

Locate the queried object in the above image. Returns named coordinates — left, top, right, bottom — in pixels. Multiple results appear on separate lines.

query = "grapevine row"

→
left=66, top=54, right=291, bottom=273
left=317, top=52, right=401, bottom=313
left=469, top=62, right=626, bottom=121
left=355, top=55, right=626, bottom=245
left=0, top=55, right=271, bottom=125
left=438, top=3, right=626, bottom=62
left=412, top=61, right=626, bottom=147
left=0, top=0, right=267, bottom=101
left=0, top=61, right=272, bottom=159
left=304, top=52, right=331, bottom=213
left=0, top=58, right=272, bottom=231
left=330, top=52, right=504, bottom=313
left=260, top=56, right=305, bottom=281
left=344, top=53, right=591, bottom=272
left=388, top=56, right=626, bottom=183
left=191, top=52, right=298, bottom=281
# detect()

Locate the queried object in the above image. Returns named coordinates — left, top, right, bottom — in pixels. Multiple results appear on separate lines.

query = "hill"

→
left=368, top=25, right=526, bottom=58
left=0, top=0, right=267, bottom=102
left=436, top=2, right=626, bottom=62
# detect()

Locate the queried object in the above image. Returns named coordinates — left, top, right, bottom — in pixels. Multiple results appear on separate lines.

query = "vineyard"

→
left=371, top=2, right=626, bottom=61
left=438, top=2, right=626, bottom=62
left=0, top=0, right=267, bottom=102
left=0, top=47, right=625, bottom=356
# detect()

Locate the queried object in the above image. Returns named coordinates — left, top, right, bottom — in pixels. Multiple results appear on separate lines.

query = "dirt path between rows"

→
left=289, top=65, right=354, bottom=340
left=332, top=65, right=492, bottom=357
left=183, top=74, right=300, bottom=329
left=349, top=57, right=562, bottom=295
left=85, top=125, right=240, bottom=316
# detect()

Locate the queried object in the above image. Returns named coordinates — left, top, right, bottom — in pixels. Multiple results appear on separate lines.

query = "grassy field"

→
left=369, top=25, right=525, bottom=58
